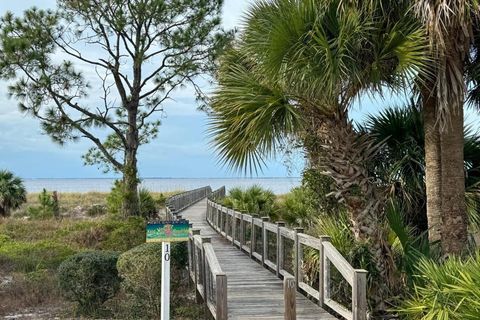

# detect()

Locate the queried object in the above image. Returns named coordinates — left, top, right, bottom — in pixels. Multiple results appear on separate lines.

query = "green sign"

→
left=146, top=220, right=190, bottom=243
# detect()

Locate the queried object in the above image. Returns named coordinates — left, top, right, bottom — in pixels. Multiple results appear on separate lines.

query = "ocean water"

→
left=23, top=177, right=301, bottom=194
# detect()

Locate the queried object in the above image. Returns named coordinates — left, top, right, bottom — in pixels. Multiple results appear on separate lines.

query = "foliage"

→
left=58, top=251, right=120, bottom=315
left=278, top=187, right=314, bottom=227
left=223, top=185, right=277, bottom=219
left=107, top=181, right=158, bottom=218
left=86, top=204, right=107, bottom=217
left=208, top=0, right=427, bottom=173
left=0, top=1, right=230, bottom=216
left=117, top=242, right=188, bottom=318
left=27, top=189, right=56, bottom=219
left=362, top=104, right=480, bottom=233
left=0, top=170, right=27, bottom=217
left=100, top=217, right=145, bottom=252
left=0, top=240, right=77, bottom=272
left=106, top=180, right=125, bottom=215
left=139, top=188, right=157, bottom=219
left=398, top=253, right=480, bottom=319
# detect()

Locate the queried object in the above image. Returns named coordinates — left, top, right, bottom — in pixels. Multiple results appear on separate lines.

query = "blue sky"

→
left=0, top=1, right=479, bottom=179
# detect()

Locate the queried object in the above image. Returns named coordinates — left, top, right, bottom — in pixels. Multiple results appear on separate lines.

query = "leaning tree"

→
left=0, top=0, right=229, bottom=216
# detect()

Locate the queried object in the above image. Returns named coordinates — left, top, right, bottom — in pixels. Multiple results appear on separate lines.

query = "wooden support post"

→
left=318, top=235, right=330, bottom=307
left=353, top=269, right=368, bottom=320
left=232, top=210, right=236, bottom=246
left=250, top=215, right=256, bottom=258
left=216, top=273, right=228, bottom=320
left=201, top=237, right=211, bottom=311
left=220, top=206, right=224, bottom=234
left=276, top=221, right=285, bottom=277
left=284, top=275, right=296, bottom=320
left=240, top=211, right=245, bottom=250
left=261, top=217, right=270, bottom=267
left=294, top=227, right=304, bottom=289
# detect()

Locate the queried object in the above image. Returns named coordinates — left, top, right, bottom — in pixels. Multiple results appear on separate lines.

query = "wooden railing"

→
left=206, top=199, right=367, bottom=320
left=188, top=231, right=227, bottom=320
left=165, top=186, right=212, bottom=219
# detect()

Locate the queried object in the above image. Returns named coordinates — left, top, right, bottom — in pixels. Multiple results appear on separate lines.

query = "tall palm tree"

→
left=362, top=104, right=480, bottom=234
left=0, top=170, right=27, bottom=217
left=414, top=1, right=480, bottom=254
left=208, top=0, right=427, bottom=308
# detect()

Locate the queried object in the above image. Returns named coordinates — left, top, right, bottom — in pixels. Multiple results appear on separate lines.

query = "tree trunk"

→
left=122, top=106, right=140, bottom=217
left=302, top=110, right=393, bottom=311
left=423, top=87, right=443, bottom=243
left=440, top=95, right=467, bottom=255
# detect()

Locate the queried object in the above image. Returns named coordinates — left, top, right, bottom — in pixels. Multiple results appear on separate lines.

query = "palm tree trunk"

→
left=303, top=111, right=393, bottom=311
left=423, top=87, right=443, bottom=243
left=440, top=96, right=467, bottom=254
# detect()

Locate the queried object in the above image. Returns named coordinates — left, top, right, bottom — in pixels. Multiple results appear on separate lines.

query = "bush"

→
left=101, top=217, right=145, bottom=252
left=107, top=182, right=158, bottom=218
left=106, top=180, right=124, bottom=215
left=117, top=242, right=188, bottom=319
left=223, top=185, right=277, bottom=219
left=86, top=204, right=107, bottom=216
left=278, top=187, right=315, bottom=227
left=139, top=188, right=157, bottom=218
left=58, top=251, right=120, bottom=315
left=27, top=189, right=57, bottom=219
left=0, top=240, right=77, bottom=272
left=397, top=253, right=480, bottom=319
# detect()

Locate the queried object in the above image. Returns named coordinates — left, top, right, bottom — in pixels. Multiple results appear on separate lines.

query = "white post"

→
left=161, top=241, right=171, bottom=320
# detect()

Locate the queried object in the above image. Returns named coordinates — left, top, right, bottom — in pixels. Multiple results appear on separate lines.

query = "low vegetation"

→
left=0, top=183, right=198, bottom=319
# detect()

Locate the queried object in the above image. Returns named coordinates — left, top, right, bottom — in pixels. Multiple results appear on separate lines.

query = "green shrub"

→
left=278, top=187, right=315, bottom=227
left=27, top=189, right=56, bottom=219
left=397, top=253, right=480, bottom=319
left=139, top=188, right=157, bottom=218
left=107, top=182, right=158, bottom=218
left=117, top=242, right=188, bottom=319
left=86, top=204, right=107, bottom=216
left=156, top=193, right=167, bottom=207
left=0, top=240, right=77, bottom=272
left=223, top=185, right=277, bottom=218
left=106, top=180, right=124, bottom=215
left=58, top=251, right=120, bottom=315
left=101, top=217, right=145, bottom=252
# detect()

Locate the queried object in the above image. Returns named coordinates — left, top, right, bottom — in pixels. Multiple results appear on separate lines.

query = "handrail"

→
left=206, top=198, right=367, bottom=320
left=188, top=232, right=227, bottom=320
left=165, top=186, right=212, bottom=219
left=208, top=186, right=226, bottom=201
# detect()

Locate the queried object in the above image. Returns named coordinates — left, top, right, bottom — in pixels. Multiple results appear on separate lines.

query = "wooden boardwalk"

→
left=181, top=199, right=337, bottom=320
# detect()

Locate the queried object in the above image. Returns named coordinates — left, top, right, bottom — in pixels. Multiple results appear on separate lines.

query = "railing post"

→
left=276, top=221, right=285, bottom=277
left=318, top=235, right=331, bottom=307
left=232, top=210, right=236, bottom=246
left=284, top=275, right=296, bottom=320
left=201, top=236, right=211, bottom=312
left=250, top=215, right=256, bottom=258
left=189, top=229, right=201, bottom=286
left=294, top=227, right=304, bottom=289
left=216, top=273, right=228, bottom=320
left=261, top=216, right=270, bottom=267
left=240, top=211, right=245, bottom=250
left=220, top=206, right=224, bottom=235
left=353, top=269, right=368, bottom=320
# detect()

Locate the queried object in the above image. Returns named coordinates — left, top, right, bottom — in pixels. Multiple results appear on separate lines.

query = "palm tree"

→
left=414, top=1, right=480, bottom=254
left=208, top=0, right=427, bottom=308
left=0, top=170, right=27, bottom=217
left=362, top=104, right=480, bottom=234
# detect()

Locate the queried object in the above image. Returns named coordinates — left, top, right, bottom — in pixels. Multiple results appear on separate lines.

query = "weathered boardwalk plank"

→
left=181, top=199, right=337, bottom=320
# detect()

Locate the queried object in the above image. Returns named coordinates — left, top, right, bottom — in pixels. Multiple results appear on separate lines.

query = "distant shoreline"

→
left=23, top=177, right=301, bottom=194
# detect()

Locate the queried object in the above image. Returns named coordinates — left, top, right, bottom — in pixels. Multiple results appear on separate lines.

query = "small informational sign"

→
left=146, top=219, right=190, bottom=243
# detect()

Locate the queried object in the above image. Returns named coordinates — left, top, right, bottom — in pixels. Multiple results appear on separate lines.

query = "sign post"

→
left=146, top=220, right=190, bottom=320
left=161, top=241, right=170, bottom=320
